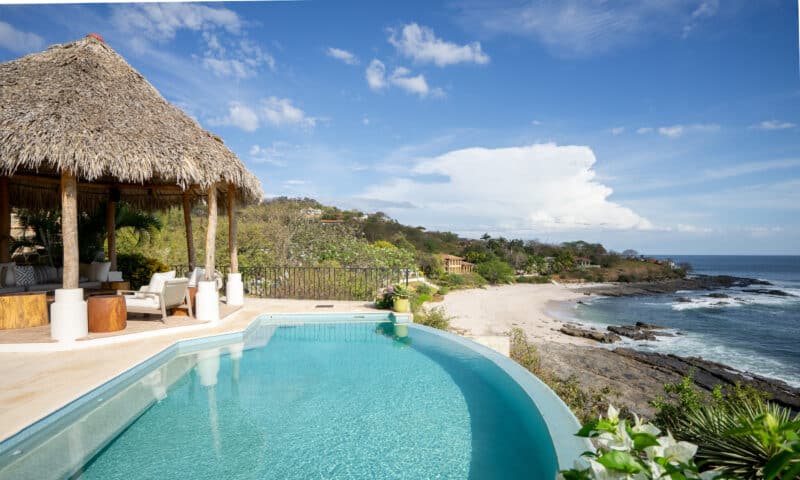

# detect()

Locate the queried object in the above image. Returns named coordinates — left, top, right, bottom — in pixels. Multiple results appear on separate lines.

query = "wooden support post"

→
left=61, top=173, right=79, bottom=289
left=183, top=192, right=196, bottom=269
left=227, top=184, right=238, bottom=274
left=204, top=184, right=218, bottom=281
left=106, top=198, right=116, bottom=271
left=0, top=177, right=9, bottom=263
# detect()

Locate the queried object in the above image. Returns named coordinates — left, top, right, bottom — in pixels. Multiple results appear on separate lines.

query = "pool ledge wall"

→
left=410, top=323, right=593, bottom=471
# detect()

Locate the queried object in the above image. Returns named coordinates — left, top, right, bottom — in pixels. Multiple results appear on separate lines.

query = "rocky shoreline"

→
left=576, top=274, right=772, bottom=297
left=554, top=275, right=800, bottom=413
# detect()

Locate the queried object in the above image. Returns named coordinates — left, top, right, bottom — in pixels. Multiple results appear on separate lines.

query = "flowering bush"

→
left=375, top=284, right=409, bottom=309
left=558, top=405, right=720, bottom=480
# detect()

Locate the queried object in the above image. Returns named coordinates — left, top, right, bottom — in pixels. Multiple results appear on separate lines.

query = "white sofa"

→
left=0, top=262, right=122, bottom=294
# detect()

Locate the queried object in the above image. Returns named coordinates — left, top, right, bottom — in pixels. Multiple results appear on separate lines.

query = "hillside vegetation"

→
left=112, top=197, right=686, bottom=286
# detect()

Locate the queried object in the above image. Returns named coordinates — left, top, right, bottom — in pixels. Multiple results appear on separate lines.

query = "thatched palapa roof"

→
left=0, top=34, right=263, bottom=210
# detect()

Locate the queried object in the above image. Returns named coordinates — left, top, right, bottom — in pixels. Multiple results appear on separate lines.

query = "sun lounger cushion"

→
left=124, top=296, right=160, bottom=309
left=147, top=271, right=176, bottom=294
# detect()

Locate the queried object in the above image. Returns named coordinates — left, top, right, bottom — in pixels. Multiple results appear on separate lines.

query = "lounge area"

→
left=0, top=34, right=264, bottom=343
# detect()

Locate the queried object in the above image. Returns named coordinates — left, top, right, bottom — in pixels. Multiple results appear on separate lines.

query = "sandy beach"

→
left=437, top=283, right=591, bottom=345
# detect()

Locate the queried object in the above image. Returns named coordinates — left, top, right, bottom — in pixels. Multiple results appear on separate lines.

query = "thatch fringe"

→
left=0, top=35, right=263, bottom=208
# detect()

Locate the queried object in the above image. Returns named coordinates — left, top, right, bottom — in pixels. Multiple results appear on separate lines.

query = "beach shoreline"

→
left=434, top=282, right=800, bottom=417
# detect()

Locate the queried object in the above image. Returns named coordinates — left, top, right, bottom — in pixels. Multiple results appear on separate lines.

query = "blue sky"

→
left=1, top=0, right=798, bottom=254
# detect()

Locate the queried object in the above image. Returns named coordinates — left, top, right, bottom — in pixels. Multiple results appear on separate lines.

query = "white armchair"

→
left=187, top=267, right=223, bottom=290
left=119, top=278, right=192, bottom=322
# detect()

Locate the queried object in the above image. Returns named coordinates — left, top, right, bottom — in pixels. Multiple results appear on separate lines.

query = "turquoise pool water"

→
left=1, top=318, right=577, bottom=479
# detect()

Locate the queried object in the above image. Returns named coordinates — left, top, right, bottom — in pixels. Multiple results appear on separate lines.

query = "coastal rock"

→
left=608, top=325, right=657, bottom=341
left=578, top=275, right=773, bottom=297
left=635, top=321, right=665, bottom=329
left=560, top=324, right=620, bottom=343
left=676, top=297, right=692, bottom=303
left=742, top=288, right=795, bottom=297
left=613, top=348, right=800, bottom=411
left=707, top=293, right=730, bottom=299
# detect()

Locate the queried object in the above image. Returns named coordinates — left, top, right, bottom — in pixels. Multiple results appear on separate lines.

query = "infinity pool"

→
left=0, top=316, right=586, bottom=479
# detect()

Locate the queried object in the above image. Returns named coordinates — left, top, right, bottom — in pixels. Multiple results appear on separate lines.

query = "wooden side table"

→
left=102, top=281, right=131, bottom=291
left=0, top=292, right=48, bottom=329
left=87, top=295, right=127, bottom=333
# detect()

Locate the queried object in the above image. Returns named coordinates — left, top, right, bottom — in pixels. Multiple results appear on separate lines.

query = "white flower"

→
left=631, top=414, right=661, bottom=436
left=596, top=422, right=633, bottom=451
left=607, top=404, right=620, bottom=422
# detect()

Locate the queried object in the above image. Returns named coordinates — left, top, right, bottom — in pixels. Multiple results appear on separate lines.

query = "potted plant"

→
left=392, top=284, right=410, bottom=313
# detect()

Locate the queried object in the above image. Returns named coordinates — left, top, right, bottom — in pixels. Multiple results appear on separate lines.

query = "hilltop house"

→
left=441, top=254, right=474, bottom=274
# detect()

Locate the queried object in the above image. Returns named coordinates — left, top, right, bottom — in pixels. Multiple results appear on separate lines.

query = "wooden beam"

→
left=183, top=192, right=196, bottom=269
left=204, top=184, right=218, bottom=281
left=0, top=177, right=9, bottom=263
left=61, top=173, right=79, bottom=289
left=227, top=184, right=238, bottom=274
left=106, top=199, right=116, bottom=270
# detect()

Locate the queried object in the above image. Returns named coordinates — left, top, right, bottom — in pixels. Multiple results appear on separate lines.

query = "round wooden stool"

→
left=88, top=295, right=127, bottom=333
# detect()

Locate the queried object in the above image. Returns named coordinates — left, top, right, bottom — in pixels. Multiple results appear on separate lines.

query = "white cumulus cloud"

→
left=358, top=143, right=652, bottom=234
left=0, top=21, right=45, bottom=55
left=112, top=3, right=241, bottom=40
left=658, top=123, right=719, bottom=138
left=388, top=23, right=490, bottom=66
left=366, top=59, right=387, bottom=90
left=326, top=47, right=359, bottom=65
left=365, top=60, right=442, bottom=98
left=261, top=97, right=316, bottom=128
left=209, top=102, right=260, bottom=132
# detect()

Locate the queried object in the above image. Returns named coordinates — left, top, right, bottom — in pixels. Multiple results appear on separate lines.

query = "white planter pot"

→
left=195, top=280, right=220, bottom=322
left=226, top=272, right=244, bottom=306
left=50, top=288, right=88, bottom=342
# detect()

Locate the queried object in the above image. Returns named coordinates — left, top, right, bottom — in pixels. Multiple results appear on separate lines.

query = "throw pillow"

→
left=79, top=263, right=91, bottom=279
left=45, top=266, right=59, bottom=283
left=33, top=265, right=49, bottom=284
left=14, top=265, right=36, bottom=287
left=0, top=262, right=15, bottom=287
left=89, top=262, right=111, bottom=282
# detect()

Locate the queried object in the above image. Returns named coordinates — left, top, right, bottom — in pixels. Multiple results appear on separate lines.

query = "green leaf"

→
left=596, top=451, right=643, bottom=474
left=763, top=451, right=793, bottom=480
left=632, top=432, right=660, bottom=450
left=576, top=420, right=598, bottom=437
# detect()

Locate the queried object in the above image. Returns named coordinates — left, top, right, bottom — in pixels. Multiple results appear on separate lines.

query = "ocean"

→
left=559, top=256, right=800, bottom=387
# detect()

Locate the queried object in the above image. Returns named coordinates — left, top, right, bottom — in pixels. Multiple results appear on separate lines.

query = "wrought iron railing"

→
left=171, top=265, right=410, bottom=301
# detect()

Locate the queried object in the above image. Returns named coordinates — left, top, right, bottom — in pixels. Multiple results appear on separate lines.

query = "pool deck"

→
left=0, top=298, right=378, bottom=444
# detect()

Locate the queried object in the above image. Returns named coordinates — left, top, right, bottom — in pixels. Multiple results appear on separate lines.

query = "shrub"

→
left=652, top=374, right=800, bottom=478
left=475, top=259, right=515, bottom=284
left=415, top=306, right=452, bottom=330
left=415, top=284, right=433, bottom=295
left=559, top=406, right=720, bottom=479
left=437, top=286, right=450, bottom=295
left=509, top=328, right=613, bottom=424
left=116, top=253, right=170, bottom=289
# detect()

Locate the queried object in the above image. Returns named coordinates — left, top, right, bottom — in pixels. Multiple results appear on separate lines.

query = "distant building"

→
left=575, top=257, right=600, bottom=269
left=441, top=254, right=474, bottom=274
left=301, top=207, right=323, bottom=219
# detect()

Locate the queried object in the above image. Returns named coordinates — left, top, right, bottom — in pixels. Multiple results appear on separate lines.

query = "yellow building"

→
left=441, top=254, right=474, bottom=274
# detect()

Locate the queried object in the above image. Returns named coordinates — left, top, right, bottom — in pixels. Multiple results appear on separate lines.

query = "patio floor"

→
left=0, top=303, right=241, bottom=344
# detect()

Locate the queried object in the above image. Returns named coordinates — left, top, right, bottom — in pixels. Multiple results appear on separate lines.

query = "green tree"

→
left=474, top=259, right=515, bottom=284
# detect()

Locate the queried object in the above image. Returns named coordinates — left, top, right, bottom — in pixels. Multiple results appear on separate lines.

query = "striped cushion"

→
left=14, top=265, right=35, bottom=286
left=33, top=265, right=49, bottom=284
